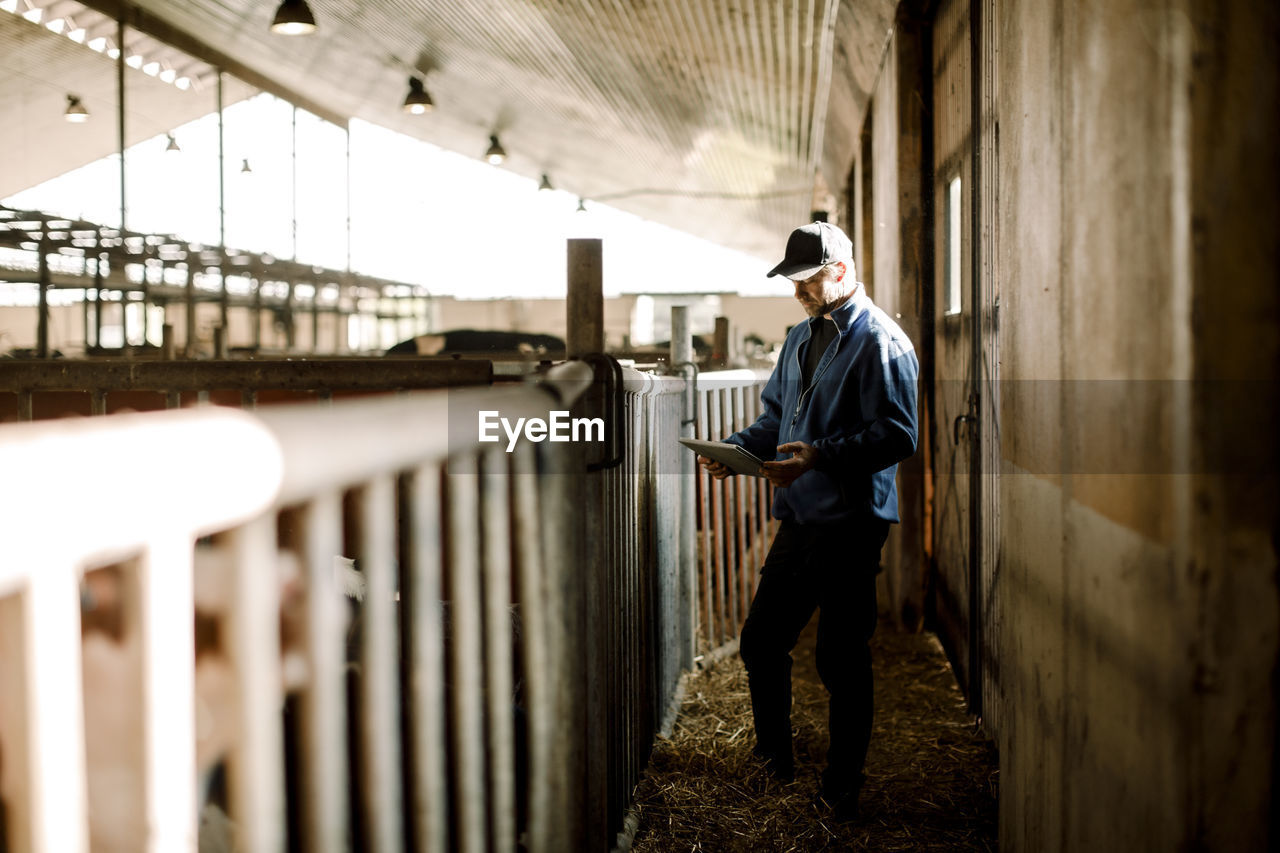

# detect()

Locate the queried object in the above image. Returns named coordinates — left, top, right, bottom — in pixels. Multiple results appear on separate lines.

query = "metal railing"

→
left=0, top=358, right=494, bottom=419
left=693, top=370, right=775, bottom=655
left=0, top=362, right=595, bottom=853
left=0, top=360, right=772, bottom=852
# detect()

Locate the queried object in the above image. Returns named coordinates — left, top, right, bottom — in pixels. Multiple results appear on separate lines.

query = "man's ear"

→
left=832, top=261, right=847, bottom=281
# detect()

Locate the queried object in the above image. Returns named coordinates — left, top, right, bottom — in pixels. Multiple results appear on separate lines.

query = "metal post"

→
left=566, top=239, right=604, bottom=358
left=81, top=254, right=90, bottom=353
left=93, top=255, right=103, bottom=351
left=712, top=316, right=730, bottom=368
left=254, top=277, right=263, bottom=351
left=217, top=73, right=229, bottom=336
left=185, top=257, right=196, bottom=357
left=161, top=324, right=175, bottom=360
left=285, top=281, right=295, bottom=350
left=117, top=17, right=126, bottom=234
left=36, top=236, right=49, bottom=359
left=671, top=306, right=697, bottom=669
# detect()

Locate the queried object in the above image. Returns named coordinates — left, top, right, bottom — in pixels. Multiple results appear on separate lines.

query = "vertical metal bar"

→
left=37, top=237, right=49, bottom=358
left=23, top=567, right=90, bottom=853
left=254, top=277, right=263, bottom=351
left=90, top=390, right=107, bottom=416
left=117, top=16, right=126, bottom=233
left=217, top=74, right=229, bottom=335
left=446, top=454, right=487, bottom=853
left=285, top=282, right=296, bottom=350
left=312, top=285, right=320, bottom=354
left=141, top=250, right=151, bottom=346
left=81, top=268, right=90, bottom=353
left=161, top=324, right=175, bottom=360
left=358, top=475, right=405, bottom=853
left=732, top=386, right=751, bottom=623
left=671, top=308, right=697, bottom=668
left=696, top=387, right=713, bottom=653
left=509, top=442, right=552, bottom=852
left=17, top=391, right=33, bottom=421
left=407, top=464, right=449, bottom=853
left=185, top=258, right=196, bottom=358
left=345, top=125, right=352, bottom=280
left=225, top=516, right=287, bottom=853
left=93, top=253, right=103, bottom=350
left=0, top=593, right=33, bottom=852
left=138, top=537, right=198, bottom=853
left=480, top=450, right=516, bottom=853
left=566, top=239, right=603, bottom=357
left=299, top=491, right=350, bottom=853
left=709, top=388, right=728, bottom=646
left=533, top=439, right=586, bottom=852
left=291, top=106, right=299, bottom=262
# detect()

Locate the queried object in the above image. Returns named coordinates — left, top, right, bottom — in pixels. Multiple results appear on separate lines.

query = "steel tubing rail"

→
left=693, top=369, right=774, bottom=656
left=0, top=360, right=595, bottom=853
left=0, top=407, right=282, bottom=853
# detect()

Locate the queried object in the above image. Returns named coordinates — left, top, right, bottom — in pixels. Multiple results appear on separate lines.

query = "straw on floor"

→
left=629, top=618, right=998, bottom=852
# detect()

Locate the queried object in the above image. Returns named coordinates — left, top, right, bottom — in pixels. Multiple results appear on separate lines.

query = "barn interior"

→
left=1, top=1, right=1277, bottom=852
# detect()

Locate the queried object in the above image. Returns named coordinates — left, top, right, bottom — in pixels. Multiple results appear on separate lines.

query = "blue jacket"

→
left=725, top=285, right=919, bottom=524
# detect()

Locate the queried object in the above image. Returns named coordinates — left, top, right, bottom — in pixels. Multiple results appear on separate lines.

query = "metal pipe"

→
left=298, top=491, right=350, bottom=853
left=117, top=16, right=126, bottom=234
left=185, top=259, right=195, bottom=358
left=446, top=454, right=486, bottom=853
left=37, top=236, right=49, bottom=359
left=670, top=307, right=696, bottom=669
left=406, top=463, right=448, bottom=852
left=224, top=516, right=287, bottom=853
left=356, top=474, right=404, bottom=853
left=480, top=450, right=516, bottom=853
left=217, top=73, right=228, bottom=336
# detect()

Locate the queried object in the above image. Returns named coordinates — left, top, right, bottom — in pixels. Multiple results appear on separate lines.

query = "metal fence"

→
left=0, top=358, right=494, bottom=420
left=693, top=369, right=776, bottom=656
left=0, top=360, right=772, bottom=852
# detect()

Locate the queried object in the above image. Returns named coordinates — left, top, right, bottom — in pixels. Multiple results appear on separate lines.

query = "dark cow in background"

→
left=386, top=329, right=564, bottom=357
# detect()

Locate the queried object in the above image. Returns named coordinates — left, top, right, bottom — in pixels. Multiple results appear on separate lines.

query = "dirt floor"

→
left=628, top=618, right=998, bottom=852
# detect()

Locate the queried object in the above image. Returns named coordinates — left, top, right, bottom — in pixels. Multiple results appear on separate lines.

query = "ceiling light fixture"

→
left=165, top=133, right=180, bottom=152
left=240, top=158, right=252, bottom=173
left=538, top=173, right=553, bottom=192
left=485, top=134, right=507, bottom=166
left=270, top=0, right=316, bottom=35
left=64, top=94, right=89, bottom=122
left=576, top=198, right=587, bottom=213
left=402, top=77, right=433, bottom=115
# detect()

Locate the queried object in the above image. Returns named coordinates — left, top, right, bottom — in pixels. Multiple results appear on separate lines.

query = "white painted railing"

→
left=0, top=361, right=772, bottom=853
left=0, top=363, right=595, bottom=853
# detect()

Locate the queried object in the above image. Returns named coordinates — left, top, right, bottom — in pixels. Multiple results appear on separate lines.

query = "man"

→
left=698, top=221, right=918, bottom=821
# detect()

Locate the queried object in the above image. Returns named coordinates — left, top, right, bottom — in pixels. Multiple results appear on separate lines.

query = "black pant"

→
left=739, top=516, right=889, bottom=791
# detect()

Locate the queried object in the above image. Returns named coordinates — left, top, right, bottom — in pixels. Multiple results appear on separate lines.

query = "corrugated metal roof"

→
left=4, top=0, right=897, bottom=259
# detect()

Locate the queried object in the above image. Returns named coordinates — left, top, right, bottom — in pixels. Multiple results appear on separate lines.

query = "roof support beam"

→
left=74, top=0, right=348, bottom=128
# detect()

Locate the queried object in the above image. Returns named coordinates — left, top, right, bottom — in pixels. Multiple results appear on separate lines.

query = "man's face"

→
left=792, top=264, right=845, bottom=317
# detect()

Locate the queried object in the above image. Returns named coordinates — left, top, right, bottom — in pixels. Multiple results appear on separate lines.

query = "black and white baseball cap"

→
left=766, top=221, right=853, bottom=280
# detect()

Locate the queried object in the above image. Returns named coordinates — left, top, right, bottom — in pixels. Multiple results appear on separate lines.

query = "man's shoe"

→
left=751, top=745, right=795, bottom=783
left=817, top=772, right=865, bottom=822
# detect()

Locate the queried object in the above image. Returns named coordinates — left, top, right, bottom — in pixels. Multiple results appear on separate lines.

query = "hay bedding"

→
left=629, top=619, right=998, bottom=852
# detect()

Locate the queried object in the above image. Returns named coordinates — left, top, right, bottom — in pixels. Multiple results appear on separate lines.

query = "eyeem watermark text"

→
left=479, top=410, right=605, bottom=452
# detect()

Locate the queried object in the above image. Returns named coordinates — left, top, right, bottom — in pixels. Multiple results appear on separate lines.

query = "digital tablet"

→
left=678, top=437, right=765, bottom=476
